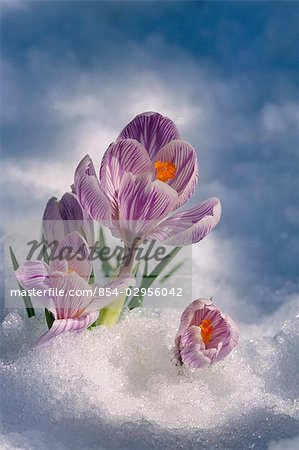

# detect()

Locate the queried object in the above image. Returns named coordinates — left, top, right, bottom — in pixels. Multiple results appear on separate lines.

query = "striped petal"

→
left=117, top=112, right=180, bottom=159
left=214, top=316, right=239, bottom=363
left=174, top=299, right=239, bottom=369
left=87, top=274, right=136, bottom=311
left=50, top=232, right=92, bottom=282
left=59, top=193, right=95, bottom=246
left=151, top=198, right=221, bottom=246
left=153, top=140, right=199, bottom=209
left=179, top=324, right=203, bottom=348
left=207, top=316, right=229, bottom=347
left=59, top=192, right=86, bottom=220
left=74, top=155, right=111, bottom=223
left=177, top=299, right=213, bottom=336
left=42, top=197, right=65, bottom=243
left=43, top=197, right=62, bottom=220
left=117, top=173, right=178, bottom=243
left=99, top=139, right=152, bottom=217
left=179, top=342, right=212, bottom=369
left=48, top=272, right=94, bottom=319
left=36, top=310, right=98, bottom=346
left=16, top=261, right=50, bottom=291
left=43, top=193, right=95, bottom=246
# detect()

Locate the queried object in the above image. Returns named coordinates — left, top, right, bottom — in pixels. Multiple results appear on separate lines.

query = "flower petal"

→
left=50, top=232, right=92, bottom=281
left=74, top=155, right=111, bottom=223
left=99, top=139, right=152, bottom=216
left=214, top=316, right=239, bottom=362
left=117, top=112, right=180, bottom=159
left=179, top=324, right=203, bottom=348
left=59, top=192, right=85, bottom=220
left=36, top=311, right=98, bottom=346
left=62, top=193, right=95, bottom=245
left=151, top=198, right=221, bottom=246
left=48, top=272, right=94, bottom=319
left=180, top=299, right=212, bottom=324
left=117, top=173, right=178, bottom=243
left=16, top=261, right=50, bottom=291
left=42, top=197, right=65, bottom=243
left=154, top=139, right=198, bottom=208
left=180, top=342, right=212, bottom=368
left=43, top=197, right=61, bottom=220
left=43, top=193, right=95, bottom=245
left=175, top=299, right=239, bottom=369
left=86, top=274, right=135, bottom=311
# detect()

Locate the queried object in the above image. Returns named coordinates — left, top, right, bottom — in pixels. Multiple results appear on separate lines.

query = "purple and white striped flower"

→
left=15, top=232, right=134, bottom=345
left=43, top=192, right=94, bottom=246
left=74, top=112, right=221, bottom=247
left=174, top=299, right=239, bottom=369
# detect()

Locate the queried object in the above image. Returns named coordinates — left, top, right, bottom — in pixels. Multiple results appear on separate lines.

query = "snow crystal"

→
left=1, top=299, right=298, bottom=450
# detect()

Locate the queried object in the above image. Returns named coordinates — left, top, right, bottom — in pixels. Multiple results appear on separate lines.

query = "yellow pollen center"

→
left=67, top=268, right=75, bottom=275
left=200, top=319, right=213, bottom=344
left=154, top=160, right=176, bottom=182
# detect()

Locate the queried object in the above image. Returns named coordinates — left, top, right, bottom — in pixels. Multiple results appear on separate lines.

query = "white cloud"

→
left=0, top=0, right=28, bottom=13
left=261, top=101, right=298, bottom=134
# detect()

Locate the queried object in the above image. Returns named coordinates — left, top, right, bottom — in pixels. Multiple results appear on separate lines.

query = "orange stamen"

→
left=200, top=319, right=213, bottom=344
left=154, top=160, right=176, bottom=182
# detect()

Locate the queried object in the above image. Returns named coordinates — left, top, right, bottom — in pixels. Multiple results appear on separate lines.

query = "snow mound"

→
left=0, top=303, right=299, bottom=450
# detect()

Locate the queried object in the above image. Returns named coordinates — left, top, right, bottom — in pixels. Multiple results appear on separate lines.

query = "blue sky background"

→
left=1, top=1, right=298, bottom=318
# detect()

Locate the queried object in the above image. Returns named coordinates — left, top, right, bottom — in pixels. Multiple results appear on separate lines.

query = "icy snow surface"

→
left=1, top=298, right=298, bottom=450
left=1, top=237, right=299, bottom=449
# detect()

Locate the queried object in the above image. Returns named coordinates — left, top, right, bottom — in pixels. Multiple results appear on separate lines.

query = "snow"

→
left=1, top=296, right=298, bottom=450
left=1, top=223, right=298, bottom=449
left=1, top=234, right=299, bottom=449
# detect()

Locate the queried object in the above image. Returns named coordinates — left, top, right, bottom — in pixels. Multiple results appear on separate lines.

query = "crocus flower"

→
left=43, top=192, right=94, bottom=246
left=174, top=299, right=239, bottom=368
left=74, top=112, right=221, bottom=248
left=15, top=232, right=134, bottom=344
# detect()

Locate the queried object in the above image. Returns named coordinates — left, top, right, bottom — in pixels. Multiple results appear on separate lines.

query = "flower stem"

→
left=96, top=246, right=137, bottom=327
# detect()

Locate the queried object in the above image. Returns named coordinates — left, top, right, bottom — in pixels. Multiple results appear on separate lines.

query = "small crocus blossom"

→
left=43, top=192, right=94, bottom=246
left=174, top=299, right=239, bottom=368
left=34, top=272, right=133, bottom=345
left=74, top=112, right=221, bottom=247
left=15, top=232, right=135, bottom=344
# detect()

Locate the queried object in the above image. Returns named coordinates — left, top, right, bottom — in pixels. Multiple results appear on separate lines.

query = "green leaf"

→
left=42, top=244, right=49, bottom=265
left=96, top=290, right=127, bottom=327
left=89, top=268, right=95, bottom=285
left=93, top=261, right=140, bottom=327
left=143, top=258, right=148, bottom=278
left=45, top=308, right=54, bottom=329
left=128, top=246, right=182, bottom=309
left=131, top=261, right=140, bottom=277
left=9, top=246, right=20, bottom=272
left=9, top=246, right=35, bottom=318
left=139, top=246, right=182, bottom=290
left=127, top=293, right=143, bottom=309
left=98, top=227, right=114, bottom=277
left=160, top=259, right=186, bottom=283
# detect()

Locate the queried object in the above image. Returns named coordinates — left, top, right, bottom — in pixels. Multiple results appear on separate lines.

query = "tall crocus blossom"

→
left=74, top=112, right=221, bottom=250
left=43, top=192, right=94, bottom=246
left=174, top=299, right=239, bottom=368
left=15, top=232, right=134, bottom=344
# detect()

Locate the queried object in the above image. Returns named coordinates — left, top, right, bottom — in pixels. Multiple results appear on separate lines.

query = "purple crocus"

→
left=74, top=112, right=221, bottom=248
left=15, top=232, right=134, bottom=344
left=174, top=299, right=239, bottom=368
left=43, top=192, right=94, bottom=246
